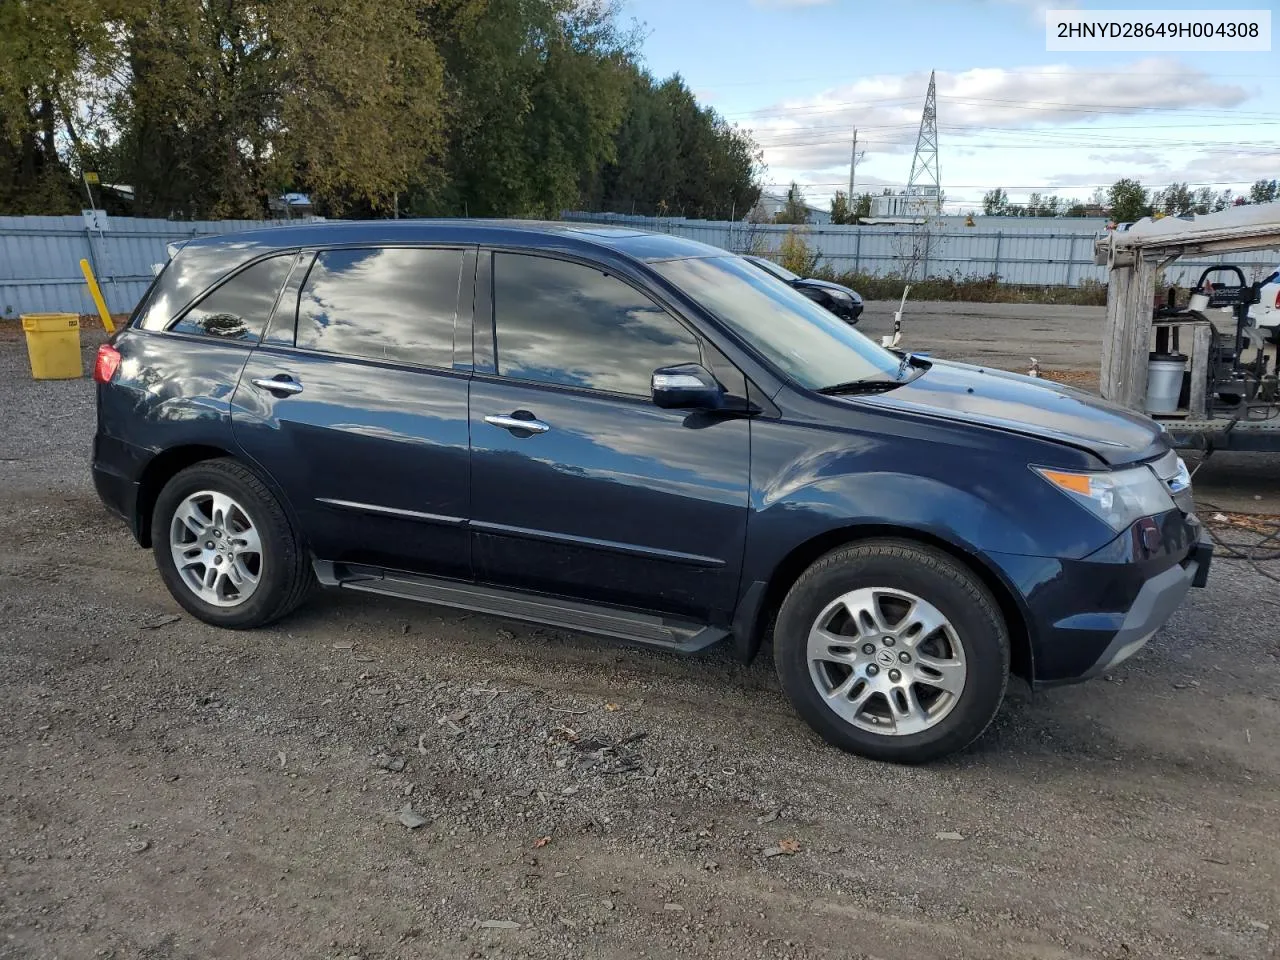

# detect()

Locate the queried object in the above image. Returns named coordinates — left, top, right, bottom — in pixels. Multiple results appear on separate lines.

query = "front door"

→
left=232, top=245, right=474, bottom=579
left=467, top=251, right=750, bottom=623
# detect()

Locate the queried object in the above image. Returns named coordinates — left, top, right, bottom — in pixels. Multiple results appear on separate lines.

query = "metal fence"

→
left=0, top=215, right=302, bottom=318
left=563, top=212, right=1280, bottom=289
left=3, top=213, right=1278, bottom=318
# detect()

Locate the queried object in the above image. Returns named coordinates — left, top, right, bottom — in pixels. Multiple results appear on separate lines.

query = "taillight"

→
left=93, top=343, right=122, bottom=383
left=1274, top=288, right=1280, bottom=310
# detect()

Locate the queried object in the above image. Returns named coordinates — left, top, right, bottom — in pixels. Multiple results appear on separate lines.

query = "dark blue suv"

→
left=92, top=220, right=1211, bottom=762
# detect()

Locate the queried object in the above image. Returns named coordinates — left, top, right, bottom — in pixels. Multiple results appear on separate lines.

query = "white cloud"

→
left=989, top=0, right=1078, bottom=21
left=745, top=59, right=1251, bottom=195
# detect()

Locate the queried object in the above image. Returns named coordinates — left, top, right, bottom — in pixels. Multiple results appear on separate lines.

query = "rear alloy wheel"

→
left=152, top=458, right=313, bottom=629
left=775, top=539, right=1009, bottom=763
left=169, top=490, right=264, bottom=608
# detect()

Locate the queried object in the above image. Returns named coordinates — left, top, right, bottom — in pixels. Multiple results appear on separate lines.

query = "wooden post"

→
left=1100, top=255, right=1132, bottom=403
left=1101, top=251, right=1164, bottom=411
left=1189, top=322, right=1213, bottom=418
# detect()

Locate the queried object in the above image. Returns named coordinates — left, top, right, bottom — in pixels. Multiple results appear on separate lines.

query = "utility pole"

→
left=848, top=129, right=865, bottom=198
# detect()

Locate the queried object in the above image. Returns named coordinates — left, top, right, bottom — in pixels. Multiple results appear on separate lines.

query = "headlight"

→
left=1033, top=464, right=1175, bottom=531
left=826, top=289, right=853, bottom=303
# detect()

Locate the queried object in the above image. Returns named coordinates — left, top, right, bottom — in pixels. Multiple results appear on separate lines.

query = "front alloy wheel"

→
left=808, top=588, right=966, bottom=736
left=774, top=539, right=1010, bottom=763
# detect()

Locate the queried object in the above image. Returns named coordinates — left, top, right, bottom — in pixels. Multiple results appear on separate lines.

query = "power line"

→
left=762, top=179, right=1263, bottom=190
left=702, top=69, right=1280, bottom=91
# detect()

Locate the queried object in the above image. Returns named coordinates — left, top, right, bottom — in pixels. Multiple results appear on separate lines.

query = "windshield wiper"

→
left=817, top=378, right=904, bottom=395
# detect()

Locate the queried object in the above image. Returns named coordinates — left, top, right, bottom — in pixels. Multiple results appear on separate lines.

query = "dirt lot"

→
left=2, top=316, right=1279, bottom=960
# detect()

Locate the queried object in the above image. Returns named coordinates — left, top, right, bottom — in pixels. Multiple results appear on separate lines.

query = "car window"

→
left=296, top=247, right=463, bottom=368
left=753, top=257, right=801, bottom=283
left=138, top=239, right=289, bottom=331
left=168, top=255, right=293, bottom=342
left=653, top=256, right=900, bottom=390
left=492, top=253, right=701, bottom=396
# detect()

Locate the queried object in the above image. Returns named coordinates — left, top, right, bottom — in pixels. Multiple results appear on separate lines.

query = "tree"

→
left=0, top=0, right=128, bottom=214
left=583, top=69, right=760, bottom=220
left=1155, top=182, right=1193, bottom=216
left=777, top=228, right=818, bottom=275
left=774, top=181, right=809, bottom=224
left=852, top=191, right=872, bottom=221
left=982, top=187, right=1008, bottom=216
left=1065, top=202, right=1088, bottom=217
left=2, top=0, right=762, bottom=219
left=1248, top=179, right=1278, bottom=205
left=1107, top=178, right=1151, bottom=223
left=829, top=190, right=853, bottom=225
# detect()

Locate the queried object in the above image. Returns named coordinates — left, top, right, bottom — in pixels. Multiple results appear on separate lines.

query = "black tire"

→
left=152, top=458, right=313, bottom=629
left=774, top=539, right=1009, bottom=763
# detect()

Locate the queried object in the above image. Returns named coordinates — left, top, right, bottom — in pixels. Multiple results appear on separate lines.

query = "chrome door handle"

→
left=484, top=413, right=550, bottom=435
left=252, top=376, right=303, bottom=396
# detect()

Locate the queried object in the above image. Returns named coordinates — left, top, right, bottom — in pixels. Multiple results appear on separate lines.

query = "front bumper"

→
left=988, top=510, right=1210, bottom=687
left=1077, top=538, right=1212, bottom=679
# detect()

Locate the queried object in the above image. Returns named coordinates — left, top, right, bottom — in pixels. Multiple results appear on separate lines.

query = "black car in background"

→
left=92, top=220, right=1209, bottom=763
left=742, top=254, right=863, bottom=324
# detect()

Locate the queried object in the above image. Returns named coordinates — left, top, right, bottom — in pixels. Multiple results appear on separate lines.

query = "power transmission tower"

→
left=905, top=70, right=941, bottom=215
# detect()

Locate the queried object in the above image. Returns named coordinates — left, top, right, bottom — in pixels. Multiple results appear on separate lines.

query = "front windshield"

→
left=654, top=256, right=901, bottom=390
left=754, top=257, right=801, bottom=283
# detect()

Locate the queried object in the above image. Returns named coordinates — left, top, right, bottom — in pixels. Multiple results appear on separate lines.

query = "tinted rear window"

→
left=295, top=247, right=463, bottom=368
left=136, top=239, right=288, bottom=331
left=169, top=256, right=293, bottom=342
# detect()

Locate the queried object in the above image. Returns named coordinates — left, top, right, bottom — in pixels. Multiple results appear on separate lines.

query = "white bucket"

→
left=1145, top=355, right=1186, bottom=414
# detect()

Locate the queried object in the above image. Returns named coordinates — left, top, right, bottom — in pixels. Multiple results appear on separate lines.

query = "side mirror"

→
left=651, top=363, right=724, bottom=410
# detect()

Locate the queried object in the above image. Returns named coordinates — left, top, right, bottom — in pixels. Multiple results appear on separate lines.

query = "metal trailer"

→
left=1095, top=207, right=1280, bottom=453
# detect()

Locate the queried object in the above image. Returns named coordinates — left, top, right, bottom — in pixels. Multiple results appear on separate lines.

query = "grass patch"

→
left=814, top=269, right=1109, bottom=306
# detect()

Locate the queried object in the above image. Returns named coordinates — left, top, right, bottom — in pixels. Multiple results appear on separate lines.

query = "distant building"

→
left=750, top=191, right=832, bottom=225
left=269, top=192, right=314, bottom=218
left=869, top=192, right=937, bottom=220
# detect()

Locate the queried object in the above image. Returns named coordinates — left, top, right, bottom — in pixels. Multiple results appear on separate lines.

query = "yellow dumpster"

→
left=21, top=314, right=83, bottom=380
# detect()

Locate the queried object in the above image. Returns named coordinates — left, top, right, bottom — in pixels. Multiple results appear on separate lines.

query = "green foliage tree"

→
left=829, top=190, right=852, bottom=225
left=582, top=69, right=760, bottom=220
left=1155, top=182, right=1193, bottom=216
left=0, top=0, right=762, bottom=219
left=982, top=188, right=1008, bottom=216
left=1064, top=202, right=1088, bottom=217
left=774, top=181, right=809, bottom=224
left=777, top=228, right=818, bottom=275
left=1107, top=178, right=1151, bottom=223
left=1248, top=179, right=1278, bottom=205
left=852, top=191, right=872, bottom=221
left=0, top=0, right=127, bottom=213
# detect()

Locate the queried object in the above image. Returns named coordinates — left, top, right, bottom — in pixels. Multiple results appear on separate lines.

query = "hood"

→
left=854, top=359, right=1168, bottom=465
left=796, top=277, right=862, bottom=301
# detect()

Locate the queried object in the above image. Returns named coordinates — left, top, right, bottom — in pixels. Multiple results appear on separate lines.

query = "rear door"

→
left=231, top=246, right=475, bottom=579
left=467, top=251, right=751, bottom=624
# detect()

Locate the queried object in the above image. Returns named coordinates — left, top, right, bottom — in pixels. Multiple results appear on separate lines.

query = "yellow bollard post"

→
left=79, top=258, right=116, bottom=334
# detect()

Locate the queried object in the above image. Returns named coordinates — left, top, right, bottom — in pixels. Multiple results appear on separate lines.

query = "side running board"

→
left=313, top=561, right=728, bottom=654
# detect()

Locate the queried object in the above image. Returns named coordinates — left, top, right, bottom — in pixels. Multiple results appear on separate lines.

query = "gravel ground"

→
left=1, top=321, right=1279, bottom=960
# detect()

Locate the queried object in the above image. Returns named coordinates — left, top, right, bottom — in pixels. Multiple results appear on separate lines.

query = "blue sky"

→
left=619, top=0, right=1279, bottom=211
